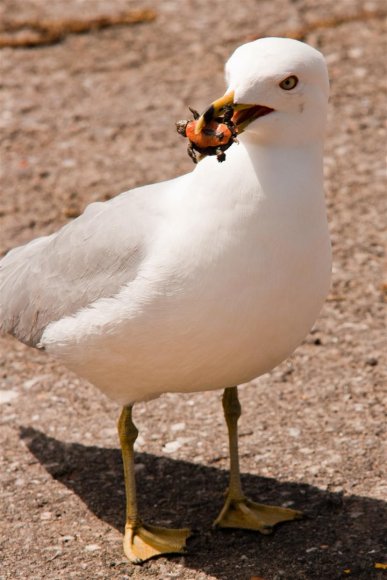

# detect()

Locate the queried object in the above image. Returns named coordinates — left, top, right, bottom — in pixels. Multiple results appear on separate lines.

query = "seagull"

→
left=0, top=37, right=331, bottom=563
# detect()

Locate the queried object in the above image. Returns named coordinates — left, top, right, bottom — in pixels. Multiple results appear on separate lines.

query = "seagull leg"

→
left=118, top=405, right=191, bottom=563
left=213, top=387, right=302, bottom=533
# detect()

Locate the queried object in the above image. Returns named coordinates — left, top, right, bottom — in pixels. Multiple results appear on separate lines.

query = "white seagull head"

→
left=198, top=37, right=330, bottom=147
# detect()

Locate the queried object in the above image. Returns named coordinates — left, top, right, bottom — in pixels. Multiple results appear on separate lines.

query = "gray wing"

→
left=0, top=182, right=167, bottom=346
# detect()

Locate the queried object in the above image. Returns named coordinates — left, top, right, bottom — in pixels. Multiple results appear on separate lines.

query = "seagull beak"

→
left=195, top=90, right=274, bottom=135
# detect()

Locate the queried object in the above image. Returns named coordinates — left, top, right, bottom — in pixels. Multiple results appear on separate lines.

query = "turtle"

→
left=176, top=105, right=238, bottom=164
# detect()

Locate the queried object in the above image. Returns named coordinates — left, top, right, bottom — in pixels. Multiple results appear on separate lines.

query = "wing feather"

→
left=0, top=183, right=166, bottom=346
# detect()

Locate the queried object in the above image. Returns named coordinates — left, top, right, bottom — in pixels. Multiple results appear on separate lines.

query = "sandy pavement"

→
left=0, top=1, right=386, bottom=578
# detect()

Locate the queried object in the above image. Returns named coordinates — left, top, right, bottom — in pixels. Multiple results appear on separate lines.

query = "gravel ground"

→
left=0, top=1, right=386, bottom=579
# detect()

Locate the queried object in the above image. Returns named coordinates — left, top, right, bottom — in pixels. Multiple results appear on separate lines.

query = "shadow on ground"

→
left=20, top=427, right=386, bottom=580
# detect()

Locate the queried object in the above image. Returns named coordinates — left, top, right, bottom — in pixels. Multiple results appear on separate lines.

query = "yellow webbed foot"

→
left=214, top=496, right=302, bottom=534
left=123, top=522, right=191, bottom=564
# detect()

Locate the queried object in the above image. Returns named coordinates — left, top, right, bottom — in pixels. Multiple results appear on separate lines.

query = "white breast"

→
left=41, top=141, right=331, bottom=405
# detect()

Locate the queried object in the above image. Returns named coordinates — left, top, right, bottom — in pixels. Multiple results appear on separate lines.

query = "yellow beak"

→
left=194, top=90, right=253, bottom=134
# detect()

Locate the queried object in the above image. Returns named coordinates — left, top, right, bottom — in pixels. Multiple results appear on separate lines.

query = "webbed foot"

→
left=123, top=522, right=191, bottom=564
left=214, top=496, right=302, bottom=533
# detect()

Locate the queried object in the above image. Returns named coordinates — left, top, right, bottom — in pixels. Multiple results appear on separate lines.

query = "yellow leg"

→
left=213, top=387, right=302, bottom=532
left=118, top=406, right=191, bottom=563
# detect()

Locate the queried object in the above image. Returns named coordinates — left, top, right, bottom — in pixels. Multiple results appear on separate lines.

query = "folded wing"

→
left=0, top=183, right=166, bottom=346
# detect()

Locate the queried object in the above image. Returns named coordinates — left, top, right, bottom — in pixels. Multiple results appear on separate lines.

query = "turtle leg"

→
left=214, top=387, right=302, bottom=532
left=118, top=406, right=191, bottom=563
left=189, top=107, right=200, bottom=120
left=222, top=104, right=234, bottom=123
left=187, top=144, right=198, bottom=164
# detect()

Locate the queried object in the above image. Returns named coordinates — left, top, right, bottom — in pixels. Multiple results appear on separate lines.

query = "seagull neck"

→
left=241, top=137, right=325, bottom=196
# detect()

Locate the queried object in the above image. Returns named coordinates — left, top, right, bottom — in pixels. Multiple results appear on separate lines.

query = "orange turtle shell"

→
left=185, top=119, right=235, bottom=149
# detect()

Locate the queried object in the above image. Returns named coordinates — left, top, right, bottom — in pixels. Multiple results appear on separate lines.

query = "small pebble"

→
left=84, top=544, right=101, bottom=552
left=0, top=390, right=18, bottom=404
left=288, top=427, right=300, bottom=438
left=163, top=440, right=183, bottom=453
left=348, top=47, right=363, bottom=59
left=171, top=422, right=186, bottom=432
left=23, top=378, right=39, bottom=390
left=349, top=510, right=363, bottom=519
left=281, top=500, right=295, bottom=507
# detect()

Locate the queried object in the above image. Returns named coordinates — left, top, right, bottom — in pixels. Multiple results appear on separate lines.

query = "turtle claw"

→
left=189, top=107, right=200, bottom=120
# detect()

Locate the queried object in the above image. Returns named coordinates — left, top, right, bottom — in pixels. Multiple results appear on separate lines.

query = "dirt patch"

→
left=0, top=8, right=156, bottom=48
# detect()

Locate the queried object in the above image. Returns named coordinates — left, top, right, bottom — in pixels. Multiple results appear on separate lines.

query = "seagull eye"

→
left=279, top=75, right=299, bottom=90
